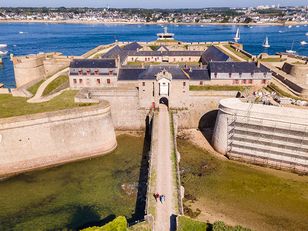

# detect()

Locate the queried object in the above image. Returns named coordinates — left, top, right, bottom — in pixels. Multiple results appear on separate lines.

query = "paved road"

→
left=154, top=105, right=176, bottom=231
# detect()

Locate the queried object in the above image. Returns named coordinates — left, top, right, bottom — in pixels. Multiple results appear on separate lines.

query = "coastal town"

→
left=0, top=5, right=307, bottom=24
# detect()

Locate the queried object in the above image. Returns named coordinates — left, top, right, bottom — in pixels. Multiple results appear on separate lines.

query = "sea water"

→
left=0, top=23, right=307, bottom=87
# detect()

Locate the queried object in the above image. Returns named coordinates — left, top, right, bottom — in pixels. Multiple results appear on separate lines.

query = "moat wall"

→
left=0, top=102, right=117, bottom=177
left=212, top=98, right=308, bottom=173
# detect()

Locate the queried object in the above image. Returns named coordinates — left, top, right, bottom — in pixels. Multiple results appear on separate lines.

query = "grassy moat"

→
left=0, top=135, right=144, bottom=231
left=178, top=138, right=308, bottom=231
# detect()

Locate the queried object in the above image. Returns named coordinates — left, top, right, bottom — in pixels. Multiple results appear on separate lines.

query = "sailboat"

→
left=286, top=41, right=296, bottom=54
left=300, top=41, right=307, bottom=46
left=0, top=44, right=7, bottom=48
left=234, top=28, right=240, bottom=42
left=0, top=50, right=7, bottom=56
left=262, top=36, right=270, bottom=48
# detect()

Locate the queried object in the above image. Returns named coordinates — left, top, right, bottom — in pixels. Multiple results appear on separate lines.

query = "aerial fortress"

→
left=1, top=28, right=308, bottom=178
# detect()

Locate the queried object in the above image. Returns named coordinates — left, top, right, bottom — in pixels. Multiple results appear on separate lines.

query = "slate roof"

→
left=138, top=65, right=189, bottom=80
left=209, top=62, right=270, bottom=73
left=118, top=68, right=146, bottom=81
left=128, top=50, right=203, bottom=57
left=70, top=59, right=116, bottom=68
left=122, top=42, right=143, bottom=51
left=185, top=69, right=210, bottom=80
left=200, top=46, right=230, bottom=65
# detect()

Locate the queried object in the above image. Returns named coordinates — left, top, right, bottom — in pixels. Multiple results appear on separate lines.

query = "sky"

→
left=0, top=0, right=307, bottom=8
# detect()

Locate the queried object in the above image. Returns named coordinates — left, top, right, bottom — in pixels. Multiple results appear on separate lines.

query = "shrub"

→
left=81, top=216, right=128, bottom=231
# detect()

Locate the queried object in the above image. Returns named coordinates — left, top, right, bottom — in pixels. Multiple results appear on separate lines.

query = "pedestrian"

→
left=162, top=194, right=166, bottom=202
left=153, top=193, right=157, bottom=202
left=153, top=193, right=159, bottom=202
left=159, top=195, right=163, bottom=203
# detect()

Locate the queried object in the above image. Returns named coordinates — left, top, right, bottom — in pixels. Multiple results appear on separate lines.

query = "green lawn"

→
left=265, top=82, right=303, bottom=100
left=27, top=80, right=44, bottom=95
left=223, top=45, right=250, bottom=61
left=190, top=85, right=248, bottom=91
left=42, top=75, right=69, bottom=96
left=260, top=58, right=285, bottom=62
left=178, top=139, right=308, bottom=231
left=177, top=216, right=208, bottom=231
left=0, top=90, right=91, bottom=118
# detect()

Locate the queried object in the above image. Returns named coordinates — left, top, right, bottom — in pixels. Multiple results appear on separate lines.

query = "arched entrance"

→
left=159, top=97, right=169, bottom=107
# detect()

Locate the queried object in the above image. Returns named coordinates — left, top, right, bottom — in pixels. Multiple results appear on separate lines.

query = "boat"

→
left=286, top=41, right=296, bottom=54
left=296, top=25, right=300, bottom=28
left=234, top=28, right=240, bottom=42
left=278, top=30, right=284, bottom=33
left=288, top=25, right=292, bottom=28
left=0, top=44, right=7, bottom=48
left=262, top=36, right=270, bottom=48
left=306, top=32, right=308, bottom=36
left=300, top=41, right=307, bottom=46
left=0, top=50, right=7, bottom=55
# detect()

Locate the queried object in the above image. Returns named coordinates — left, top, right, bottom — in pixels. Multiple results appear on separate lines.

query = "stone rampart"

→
left=212, top=98, right=308, bottom=173
left=0, top=102, right=117, bottom=177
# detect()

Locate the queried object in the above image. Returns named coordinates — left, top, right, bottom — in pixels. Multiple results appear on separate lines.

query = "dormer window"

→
left=87, top=69, right=91, bottom=75
left=109, top=70, right=113, bottom=75
left=94, top=70, right=99, bottom=75
left=78, top=70, right=83, bottom=75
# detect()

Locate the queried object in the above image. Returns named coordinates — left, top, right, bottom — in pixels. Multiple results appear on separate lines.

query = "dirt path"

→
left=153, top=105, right=176, bottom=231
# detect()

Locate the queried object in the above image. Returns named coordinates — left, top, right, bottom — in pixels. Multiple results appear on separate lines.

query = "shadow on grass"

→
left=68, top=205, right=116, bottom=230
left=128, top=114, right=153, bottom=224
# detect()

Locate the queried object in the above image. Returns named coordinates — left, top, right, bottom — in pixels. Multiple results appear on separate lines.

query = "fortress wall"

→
left=43, top=58, right=71, bottom=77
left=88, top=89, right=149, bottom=130
left=13, top=55, right=46, bottom=88
left=0, top=103, right=117, bottom=177
left=176, top=92, right=237, bottom=129
left=212, top=98, right=308, bottom=173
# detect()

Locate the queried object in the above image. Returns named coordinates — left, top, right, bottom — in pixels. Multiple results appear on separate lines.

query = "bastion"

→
left=212, top=98, right=308, bottom=173
left=0, top=101, right=117, bottom=177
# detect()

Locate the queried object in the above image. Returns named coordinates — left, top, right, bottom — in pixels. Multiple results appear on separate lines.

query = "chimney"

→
left=257, top=61, right=260, bottom=68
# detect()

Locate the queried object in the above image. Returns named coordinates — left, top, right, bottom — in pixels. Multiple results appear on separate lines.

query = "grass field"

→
left=190, top=85, right=247, bottom=91
left=27, top=80, right=44, bottom=95
left=0, top=90, right=90, bottom=118
left=265, top=82, right=303, bottom=100
left=223, top=45, right=250, bottom=61
left=42, top=75, right=69, bottom=96
left=260, top=58, right=285, bottom=62
left=0, top=135, right=144, bottom=230
left=178, top=139, right=308, bottom=231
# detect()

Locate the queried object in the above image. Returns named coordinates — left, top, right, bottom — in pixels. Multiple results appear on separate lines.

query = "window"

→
left=189, top=57, right=191, bottom=61
left=251, top=72, right=254, bottom=78
left=248, top=79, right=253, bottom=84
left=94, top=70, right=99, bottom=75
left=73, top=79, right=77, bottom=84
left=109, top=70, right=113, bottom=75
left=107, top=79, right=111, bottom=84
left=264, top=73, right=267, bottom=78
left=97, top=79, right=101, bottom=84
left=242, top=79, right=246, bottom=84
left=79, top=79, right=83, bottom=84
left=239, top=73, right=242, bottom=78
left=87, top=69, right=90, bottom=75
left=78, top=70, right=83, bottom=75
left=214, top=73, right=217, bottom=78
left=262, top=79, right=267, bottom=84
left=229, top=73, right=232, bottom=78
left=183, top=82, right=186, bottom=87
left=142, top=82, right=145, bottom=86
left=233, top=79, right=239, bottom=84
left=200, top=81, right=203, bottom=85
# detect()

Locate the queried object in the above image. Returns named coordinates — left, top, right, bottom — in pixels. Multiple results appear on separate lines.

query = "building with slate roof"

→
left=200, top=46, right=232, bottom=65
left=69, top=40, right=271, bottom=107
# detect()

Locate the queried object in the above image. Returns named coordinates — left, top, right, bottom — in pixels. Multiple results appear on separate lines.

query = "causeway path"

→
left=153, top=105, right=176, bottom=231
